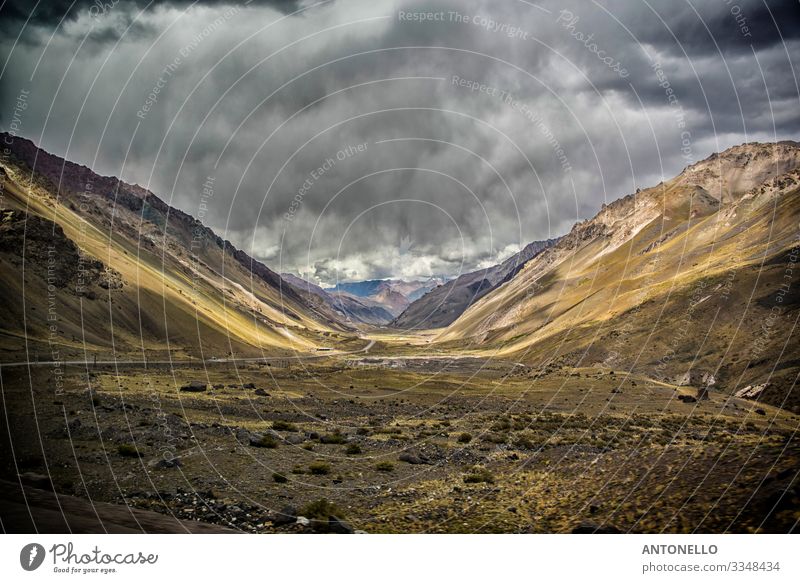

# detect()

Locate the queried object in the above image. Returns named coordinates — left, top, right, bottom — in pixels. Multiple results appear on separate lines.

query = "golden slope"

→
left=437, top=143, right=800, bottom=409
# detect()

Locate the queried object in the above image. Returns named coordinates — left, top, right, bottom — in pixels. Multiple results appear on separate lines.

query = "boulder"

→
left=235, top=428, right=250, bottom=444
left=328, top=516, right=354, bottom=534
left=677, top=394, right=697, bottom=403
left=180, top=381, right=207, bottom=392
left=399, top=452, right=425, bottom=465
left=254, top=388, right=270, bottom=397
left=271, top=505, right=297, bottom=526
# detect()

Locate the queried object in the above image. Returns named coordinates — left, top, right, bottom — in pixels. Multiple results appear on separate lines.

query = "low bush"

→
left=309, top=461, right=331, bottom=475
left=117, top=444, right=141, bottom=458
left=272, top=420, right=298, bottom=432
left=463, top=466, right=495, bottom=484
left=320, top=431, right=347, bottom=444
left=301, top=498, right=344, bottom=521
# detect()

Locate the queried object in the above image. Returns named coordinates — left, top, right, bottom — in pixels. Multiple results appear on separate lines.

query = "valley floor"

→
left=1, top=350, right=797, bottom=533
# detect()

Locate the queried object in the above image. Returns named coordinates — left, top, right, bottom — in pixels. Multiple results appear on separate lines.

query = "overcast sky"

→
left=2, top=0, right=798, bottom=285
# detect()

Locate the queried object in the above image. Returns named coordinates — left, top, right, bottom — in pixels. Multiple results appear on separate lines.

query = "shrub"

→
left=482, top=432, right=508, bottom=444
left=457, top=432, right=473, bottom=443
left=272, top=420, right=298, bottom=432
left=376, top=461, right=394, bottom=472
left=463, top=467, right=495, bottom=484
left=118, top=444, right=141, bottom=458
left=300, top=498, right=344, bottom=521
left=301, top=442, right=315, bottom=451
left=272, top=473, right=288, bottom=483
left=309, top=461, right=331, bottom=475
left=320, top=431, right=347, bottom=444
left=491, top=418, right=512, bottom=432
left=345, top=443, right=362, bottom=455
left=255, top=434, right=278, bottom=448
left=513, top=434, right=535, bottom=450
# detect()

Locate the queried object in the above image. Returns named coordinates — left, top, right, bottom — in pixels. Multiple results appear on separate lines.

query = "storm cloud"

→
left=2, top=0, right=798, bottom=285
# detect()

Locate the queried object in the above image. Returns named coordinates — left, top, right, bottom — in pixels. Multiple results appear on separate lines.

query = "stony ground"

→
left=1, top=357, right=797, bottom=533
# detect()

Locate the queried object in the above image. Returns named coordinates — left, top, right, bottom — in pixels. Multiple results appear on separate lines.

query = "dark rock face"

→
left=327, top=516, right=354, bottom=534
left=271, top=506, right=297, bottom=526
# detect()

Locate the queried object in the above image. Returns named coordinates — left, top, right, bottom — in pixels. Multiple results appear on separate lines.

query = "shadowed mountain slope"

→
left=0, top=134, right=358, bottom=360
left=391, top=238, right=556, bottom=330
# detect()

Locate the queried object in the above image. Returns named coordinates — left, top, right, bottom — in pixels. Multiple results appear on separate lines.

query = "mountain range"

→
left=436, top=141, right=800, bottom=410
left=1, top=134, right=798, bottom=411
left=390, top=238, right=557, bottom=329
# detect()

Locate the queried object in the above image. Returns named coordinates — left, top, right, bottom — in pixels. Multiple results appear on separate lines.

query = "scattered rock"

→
left=254, top=388, right=270, bottom=397
left=149, top=457, right=181, bottom=469
left=677, top=394, right=697, bottom=403
left=180, top=381, right=207, bottom=393
left=755, top=408, right=766, bottom=416
left=271, top=505, right=297, bottom=526
left=296, top=516, right=310, bottom=527
left=242, top=382, right=256, bottom=389
left=399, top=452, right=425, bottom=465
left=735, top=383, right=769, bottom=399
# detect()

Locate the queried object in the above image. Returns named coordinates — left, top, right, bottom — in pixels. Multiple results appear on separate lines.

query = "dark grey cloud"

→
left=1, top=0, right=798, bottom=285
left=0, top=0, right=303, bottom=26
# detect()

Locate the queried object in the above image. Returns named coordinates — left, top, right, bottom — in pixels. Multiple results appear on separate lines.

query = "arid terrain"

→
left=1, top=136, right=798, bottom=533
left=2, top=353, right=798, bottom=534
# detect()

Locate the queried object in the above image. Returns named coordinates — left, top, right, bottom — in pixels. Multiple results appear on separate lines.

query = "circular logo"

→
left=20, top=543, right=46, bottom=571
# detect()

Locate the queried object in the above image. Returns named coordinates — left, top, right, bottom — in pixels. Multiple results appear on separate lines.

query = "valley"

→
left=1, top=135, right=798, bottom=533
left=2, top=354, right=797, bottom=534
